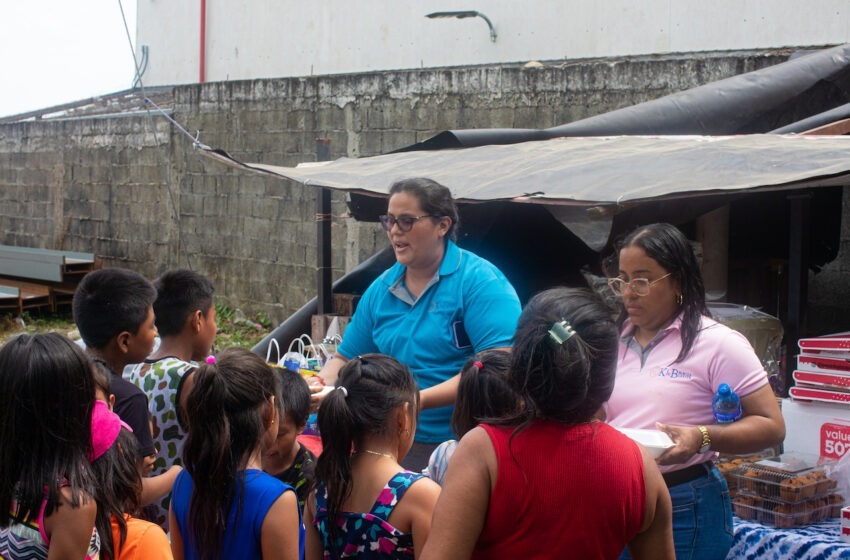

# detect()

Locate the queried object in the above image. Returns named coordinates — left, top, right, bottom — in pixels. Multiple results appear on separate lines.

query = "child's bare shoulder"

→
left=400, top=474, right=441, bottom=511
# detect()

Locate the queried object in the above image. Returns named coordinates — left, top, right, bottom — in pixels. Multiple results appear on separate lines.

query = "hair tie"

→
left=548, top=319, right=577, bottom=347
left=337, top=386, right=348, bottom=398
left=473, top=361, right=484, bottom=369
left=205, top=355, right=216, bottom=364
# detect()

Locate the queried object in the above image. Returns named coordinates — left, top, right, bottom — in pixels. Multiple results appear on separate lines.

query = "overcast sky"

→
left=0, top=1, right=138, bottom=118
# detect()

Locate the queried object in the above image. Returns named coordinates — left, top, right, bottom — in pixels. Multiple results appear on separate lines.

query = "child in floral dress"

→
left=303, top=354, right=440, bottom=559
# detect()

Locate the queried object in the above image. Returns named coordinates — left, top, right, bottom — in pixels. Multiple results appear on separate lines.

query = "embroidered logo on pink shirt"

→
left=658, top=367, right=693, bottom=380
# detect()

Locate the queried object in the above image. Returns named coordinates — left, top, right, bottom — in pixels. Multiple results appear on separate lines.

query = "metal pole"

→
left=696, top=205, right=730, bottom=302
left=316, top=139, right=333, bottom=315
left=784, top=192, right=811, bottom=397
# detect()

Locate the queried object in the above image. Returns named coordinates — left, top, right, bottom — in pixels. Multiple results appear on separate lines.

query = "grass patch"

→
left=0, top=303, right=272, bottom=351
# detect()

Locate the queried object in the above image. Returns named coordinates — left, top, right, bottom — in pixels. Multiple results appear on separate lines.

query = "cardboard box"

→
left=310, top=314, right=350, bottom=343
left=333, top=293, right=361, bottom=316
left=782, top=398, right=850, bottom=460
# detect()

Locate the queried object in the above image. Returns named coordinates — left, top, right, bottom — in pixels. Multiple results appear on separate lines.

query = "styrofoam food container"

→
left=615, top=427, right=675, bottom=458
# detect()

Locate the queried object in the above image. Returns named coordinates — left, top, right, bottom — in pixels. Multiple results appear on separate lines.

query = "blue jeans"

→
left=620, top=465, right=733, bottom=560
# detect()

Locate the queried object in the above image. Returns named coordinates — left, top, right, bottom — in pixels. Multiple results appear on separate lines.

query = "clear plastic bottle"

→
left=712, top=383, right=742, bottom=423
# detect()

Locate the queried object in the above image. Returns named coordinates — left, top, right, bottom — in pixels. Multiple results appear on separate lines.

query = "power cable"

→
left=117, top=0, right=194, bottom=271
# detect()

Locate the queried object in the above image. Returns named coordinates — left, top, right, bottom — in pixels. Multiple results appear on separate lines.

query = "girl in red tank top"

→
left=420, top=288, right=675, bottom=560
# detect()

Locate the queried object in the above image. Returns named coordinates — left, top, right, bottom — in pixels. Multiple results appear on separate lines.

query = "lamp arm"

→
left=473, top=11, right=497, bottom=42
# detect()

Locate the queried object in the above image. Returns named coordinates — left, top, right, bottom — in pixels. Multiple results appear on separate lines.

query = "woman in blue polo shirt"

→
left=316, top=177, right=521, bottom=470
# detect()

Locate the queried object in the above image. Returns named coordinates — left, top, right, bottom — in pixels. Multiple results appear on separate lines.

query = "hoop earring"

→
left=676, top=293, right=684, bottom=306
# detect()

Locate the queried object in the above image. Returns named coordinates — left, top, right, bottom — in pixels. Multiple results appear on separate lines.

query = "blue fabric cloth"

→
left=337, top=241, right=521, bottom=443
left=171, top=468, right=305, bottom=560
left=729, top=516, right=850, bottom=560
left=619, top=465, right=732, bottom=560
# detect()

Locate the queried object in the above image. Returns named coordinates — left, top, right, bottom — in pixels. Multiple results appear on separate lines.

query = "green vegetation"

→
left=212, top=302, right=272, bottom=350
left=0, top=302, right=272, bottom=350
left=0, top=311, right=79, bottom=345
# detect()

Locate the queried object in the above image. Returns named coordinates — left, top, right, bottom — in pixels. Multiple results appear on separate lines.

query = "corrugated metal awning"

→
left=203, top=134, right=850, bottom=206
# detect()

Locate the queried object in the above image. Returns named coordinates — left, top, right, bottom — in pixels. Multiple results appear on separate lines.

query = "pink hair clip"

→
left=205, top=355, right=216, bottom=364
left=473, top=361, right=484, bottom=369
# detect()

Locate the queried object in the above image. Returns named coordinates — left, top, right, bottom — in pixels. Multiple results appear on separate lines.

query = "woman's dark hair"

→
left=451, top=350, right=520, bottom=437
left=182, top=348, right=280, bottom=560
left=389, top=178, right=460, bottom=242
left=0, top=333, right=95, bottom=528
left=315, top=354, right=417, bottom=537
left=92, top=429, right=142, bottom=560
left=506, top=288, right=619, bottom=427
left=619, top=223, right=709, bottom=362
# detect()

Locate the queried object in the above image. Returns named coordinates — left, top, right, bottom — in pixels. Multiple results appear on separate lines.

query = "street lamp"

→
left=425, top=11, right=497, bottom=43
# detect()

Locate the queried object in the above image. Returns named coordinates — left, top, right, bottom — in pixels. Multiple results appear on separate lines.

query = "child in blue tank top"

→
left=169, top=349, right=304, bottom=560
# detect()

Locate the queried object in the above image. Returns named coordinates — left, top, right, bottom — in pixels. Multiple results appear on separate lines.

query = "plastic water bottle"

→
left=712, top=383, right=742, bottom=423
left=302, top=413, right=320, bottom=437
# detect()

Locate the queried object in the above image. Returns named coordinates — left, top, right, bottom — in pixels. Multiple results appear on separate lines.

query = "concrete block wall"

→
left=0, top=117, right=177, bottom=269
left=4, top=49, right=826, bottom=325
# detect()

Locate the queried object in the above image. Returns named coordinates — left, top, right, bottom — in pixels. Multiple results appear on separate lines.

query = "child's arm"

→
left=141, top=465, right=182, bottom=506
left=169, top=505, right=185, bottom=560
left=44, top=489, right=96, bottom=560
left=626, top=446, right=675, bottom=560
left=260, top=489, right=301, bottom=560
left=301, top=490, right=324, bottom=560
left=405, top=478, right=441, bottom=560
left=419, top=427, right=494, bottom=560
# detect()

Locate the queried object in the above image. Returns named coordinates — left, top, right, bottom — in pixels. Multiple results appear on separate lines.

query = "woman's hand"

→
left=655, top=423, right=702, bottom=466
left=307, top=376, right=326, bottom=414
left=309, top=353, right=348, bottom=413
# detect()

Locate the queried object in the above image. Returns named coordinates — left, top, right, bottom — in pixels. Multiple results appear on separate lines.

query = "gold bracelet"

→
left=697, top=425, right=712, bottom=453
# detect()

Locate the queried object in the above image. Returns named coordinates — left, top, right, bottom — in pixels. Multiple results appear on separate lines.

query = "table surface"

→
left=729, top=516, right=850, bottom=559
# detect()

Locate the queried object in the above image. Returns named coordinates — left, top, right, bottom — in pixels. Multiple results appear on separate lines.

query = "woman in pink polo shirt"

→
left=605, top=223, right=785, bottom=560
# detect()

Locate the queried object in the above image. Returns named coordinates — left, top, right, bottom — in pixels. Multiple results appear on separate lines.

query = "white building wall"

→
left=136, top=0, right=850, bottom=86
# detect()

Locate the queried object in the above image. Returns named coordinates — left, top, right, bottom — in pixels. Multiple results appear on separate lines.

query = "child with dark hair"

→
left=94, top=358, right=116, bottom=408
left=262, top=369, right=317, bottom=511
left=73, top=267, right=181, bottom=510
left=170, top=348, right=303, bottom=560
left=303, top=354, right=441, bottom=560
left=90, top=400, right=172, bottom=560
left=0, top=333, right=101, bottom=559
left=73, top=267, right=159, bottom=458
left=421, top=288, right=674, bottom=560
left=424, top=349, right=520, bottom=486
left=127, top=269, right=216, bottom=526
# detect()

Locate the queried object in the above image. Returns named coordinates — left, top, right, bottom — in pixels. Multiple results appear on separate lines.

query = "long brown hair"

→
left=182, top=348, right=280, bottom=560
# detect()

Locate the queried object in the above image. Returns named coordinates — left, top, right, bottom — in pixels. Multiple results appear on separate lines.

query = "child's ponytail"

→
left=451, top=350, right=519, bottom=438
left=315, top=354, right=417, bottom=535
left=315, top=366, right=359, bottom=531
left=182, top=349, right=280, bottom=560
